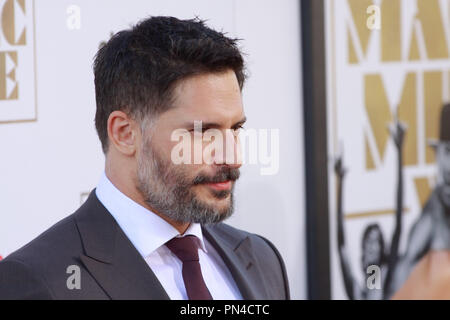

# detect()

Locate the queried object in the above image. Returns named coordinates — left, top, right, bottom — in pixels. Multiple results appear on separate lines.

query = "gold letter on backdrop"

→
left=365, top=73, right=417, bottom=169
left=0, top=51, right=18, bottom=100
left=412, top=0, right=449, bottom=60
left=1, top=0, right=27, bottom=46
left=347, top=0, right=401, bottom=63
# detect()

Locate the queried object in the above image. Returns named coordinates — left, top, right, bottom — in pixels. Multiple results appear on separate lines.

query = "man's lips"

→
left=203, top=180, right=232, bottom=191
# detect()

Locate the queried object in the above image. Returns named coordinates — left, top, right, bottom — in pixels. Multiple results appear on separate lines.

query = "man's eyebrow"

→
left=183, top=116, right=247, bottom=129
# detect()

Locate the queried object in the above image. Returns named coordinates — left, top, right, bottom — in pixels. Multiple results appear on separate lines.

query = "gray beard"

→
left=136, top=142, right=235, bottom=225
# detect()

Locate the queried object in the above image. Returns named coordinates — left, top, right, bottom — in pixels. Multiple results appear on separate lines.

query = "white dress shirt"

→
left=95, top=172, right=242, bottom=300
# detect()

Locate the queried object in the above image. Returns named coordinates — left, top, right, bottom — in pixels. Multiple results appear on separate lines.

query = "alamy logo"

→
left=366, top=5, right=380, bottom=30
left=66, top=265, right=81, bottom=290
left=366, top=265, right=381, bottom=290
left=66, top=4, right=81, bottom=30
left=169, top=121, right=280, bottom=175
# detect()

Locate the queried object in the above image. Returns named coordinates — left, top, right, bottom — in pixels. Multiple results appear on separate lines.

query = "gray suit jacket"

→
left=0, top=190, right=290, bottom=300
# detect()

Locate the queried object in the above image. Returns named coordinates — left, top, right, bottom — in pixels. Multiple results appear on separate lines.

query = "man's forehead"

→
left=156, top=71, right=244, bottom=126
left=168, top=96, right=244, bottom=125
left=181, top=115, right=247, bottom=127
left=171, top=71, right=241, bottom=104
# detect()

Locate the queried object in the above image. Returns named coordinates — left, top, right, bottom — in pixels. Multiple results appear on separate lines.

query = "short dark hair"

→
left=94, top=16, right=246, bottom=153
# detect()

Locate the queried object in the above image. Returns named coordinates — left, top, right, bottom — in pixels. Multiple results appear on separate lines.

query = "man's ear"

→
left=107, top=110, right=138, bottom=156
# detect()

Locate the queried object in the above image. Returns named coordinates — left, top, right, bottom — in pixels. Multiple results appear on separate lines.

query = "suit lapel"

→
left=202, top=225, right=269, bottom=300
left=75, top=190, right=170, bottom=300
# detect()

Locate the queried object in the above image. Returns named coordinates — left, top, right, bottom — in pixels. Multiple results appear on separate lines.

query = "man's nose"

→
left=213, top=129, right=242, bottom=168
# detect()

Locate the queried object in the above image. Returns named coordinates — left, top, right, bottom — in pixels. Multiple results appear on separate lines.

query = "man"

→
left=0, top=16, right=290, bottom=300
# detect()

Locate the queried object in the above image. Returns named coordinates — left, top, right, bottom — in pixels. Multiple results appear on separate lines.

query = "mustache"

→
left=192, top=167, right=240, bottom=185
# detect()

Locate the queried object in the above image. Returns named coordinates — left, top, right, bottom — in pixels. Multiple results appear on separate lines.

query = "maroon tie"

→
left=165, top=235, right=213, bottom=300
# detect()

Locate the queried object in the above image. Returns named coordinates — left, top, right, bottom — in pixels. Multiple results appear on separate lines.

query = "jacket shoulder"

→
left=3, top=212, right=81, bottom=264
left=0, top=257, right=54, bottom=299
left=0, top=212, right=82, bottom=299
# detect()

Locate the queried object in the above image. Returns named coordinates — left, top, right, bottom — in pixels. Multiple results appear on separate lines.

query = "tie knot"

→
left=165, top=235, right=200, bottom=262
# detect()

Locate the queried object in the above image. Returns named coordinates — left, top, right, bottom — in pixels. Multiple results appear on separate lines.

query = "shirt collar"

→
left=95, top=172, right=207, bottom=258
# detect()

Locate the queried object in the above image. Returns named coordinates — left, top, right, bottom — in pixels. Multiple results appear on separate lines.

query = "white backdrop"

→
left=0, top=0, right=306, bottom=299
